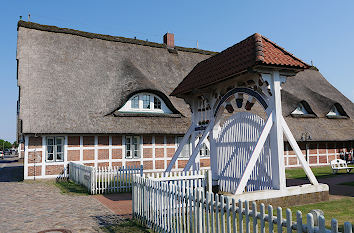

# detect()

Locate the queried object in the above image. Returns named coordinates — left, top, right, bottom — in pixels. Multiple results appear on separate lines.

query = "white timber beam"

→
left=263, top=71, right=287, bottom=190
left=183, top=118, right=215, bottom=172
left=281, top=116, right=319, bottom=185
left=165, top=124, right=194, bottom=172
left=234, top=113, right=273, bottom=194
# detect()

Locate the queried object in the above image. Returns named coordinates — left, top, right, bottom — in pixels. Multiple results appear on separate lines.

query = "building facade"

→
left=17, top=21, right=353, bottom=179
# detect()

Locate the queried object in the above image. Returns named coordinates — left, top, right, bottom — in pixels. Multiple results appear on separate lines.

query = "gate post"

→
left=264, top=71, right=287, bottom=190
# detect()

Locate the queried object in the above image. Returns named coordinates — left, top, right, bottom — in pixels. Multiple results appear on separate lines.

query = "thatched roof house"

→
left=16, top=21, right=353, bottom=179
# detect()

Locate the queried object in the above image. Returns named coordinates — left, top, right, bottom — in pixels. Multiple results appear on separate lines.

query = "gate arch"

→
left=216, top=112, right=273, bottom=194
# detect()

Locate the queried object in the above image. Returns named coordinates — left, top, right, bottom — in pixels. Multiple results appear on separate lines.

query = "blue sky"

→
left=1, top=1, right=353, bottom=142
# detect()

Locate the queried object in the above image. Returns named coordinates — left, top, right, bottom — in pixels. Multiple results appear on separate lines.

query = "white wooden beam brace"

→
left=183, top=119, right=215, bottom=172
left=234, top=113, right=273, bottom=194
left=165, top=124, right=194, bottom=172
left=281, top=116, right=319, bottom=185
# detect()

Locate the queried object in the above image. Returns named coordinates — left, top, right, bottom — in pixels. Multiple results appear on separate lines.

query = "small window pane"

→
left=57, top=145, right=62, bottom=153
left=142, top=95, right=150, bottom=109
left=154, top=97, right=161, bottom=109
left=56, top=153, right=63, bottom=161
left=131, top=96, right=139, bottom=109
left=47, top=138, right=54, bottom=145
left=47, top=145, right=54, bottom=154
left=47, top=153, right=54, bottom=161
left=56, top=138, right=63, bottom=145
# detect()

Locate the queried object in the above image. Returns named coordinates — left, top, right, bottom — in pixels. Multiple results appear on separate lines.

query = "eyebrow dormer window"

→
left=326, top=103, right=348, bottom=118
left=119, top=92, right=173, bottom=114
left=291, top=101, right=316, bottom=118
left=292, top=103, right=308, bottom=115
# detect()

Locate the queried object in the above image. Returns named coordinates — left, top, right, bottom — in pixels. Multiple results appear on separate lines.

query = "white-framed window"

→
left=200, top=143, right=210, bottom=157
left=177, top=136, right=190, bottom=158
left=125, top=136, right=141, bottom=159
left=119, top=92, right=173, bottom=114
left=46, top=136, right=64, bottom=162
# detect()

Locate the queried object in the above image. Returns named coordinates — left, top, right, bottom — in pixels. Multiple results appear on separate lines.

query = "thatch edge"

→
left=17, top=20, right=218, bottom=56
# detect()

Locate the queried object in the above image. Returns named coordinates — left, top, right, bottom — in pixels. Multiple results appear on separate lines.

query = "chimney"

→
left=163, top=33, right=174, bottom=48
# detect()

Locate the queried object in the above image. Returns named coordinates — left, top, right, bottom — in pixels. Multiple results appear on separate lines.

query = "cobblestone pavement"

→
left=0, top=156, right=123, bottom=233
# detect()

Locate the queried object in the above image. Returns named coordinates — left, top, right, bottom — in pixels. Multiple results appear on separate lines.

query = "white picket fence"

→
left=69, top=162, right=143, bottom=194
left=145, top=169, right=211, bottom=193
left=132, top=174, right=353, bottom=233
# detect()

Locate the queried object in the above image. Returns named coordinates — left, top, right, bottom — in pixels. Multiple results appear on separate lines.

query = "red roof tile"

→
left=171, top=33, right=309, bottom=96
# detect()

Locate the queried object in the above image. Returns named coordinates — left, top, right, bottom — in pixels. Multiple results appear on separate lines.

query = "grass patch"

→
left=101, top=219, right=152, bottom=233
left=55, top=180, right=89, bottom=195
left=338, top=181, right=354, bottom=187
left=285, top=165, right=354, bottom=179
left=286, top=197, right=354, bottom=231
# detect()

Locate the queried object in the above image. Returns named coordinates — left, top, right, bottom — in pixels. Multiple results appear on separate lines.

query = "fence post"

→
left=260, top=203, right=265, bottom=233
left=252, top=202, right=258, bottom=233
left=331, top=219, right=338, bottom=233
left=286, top=208, right=292, bottom=233
left=296, top=211, right=303, bottom=233
left=277, top=207, right=282, bottom=233
left=268, top=205, right=274, bottom=233
left=307, top=213, right=314, bottom=233
left=319, top=215, right=325, bottom=233
left=344, top=222, right=352, bottom=233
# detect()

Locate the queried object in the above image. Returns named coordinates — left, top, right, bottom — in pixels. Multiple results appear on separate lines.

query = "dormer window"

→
left=327, top=105, right=341, bottom=117
left=292, top=103, right=308, bottom=115
left=119, top=92, right=173, bottom=114
left=291, top=101, right=316, bottom=118
left=326, top=103, right=348, bottom=118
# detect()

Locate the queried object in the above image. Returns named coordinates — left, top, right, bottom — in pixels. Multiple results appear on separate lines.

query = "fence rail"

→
left=132, top=174, right=353, bottom=233
left=69, top=162, right=143, bottom=194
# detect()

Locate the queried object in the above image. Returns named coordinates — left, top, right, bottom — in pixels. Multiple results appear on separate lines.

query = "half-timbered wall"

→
left=23, top=134, right=211, bottom=179
left=23, top=134, right=352, bottom=179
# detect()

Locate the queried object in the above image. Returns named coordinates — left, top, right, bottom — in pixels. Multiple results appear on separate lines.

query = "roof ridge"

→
left=253, top=33, right=265, bottom=62
left=17, top=20, right=218, bottom=55
left=259, top=34, right=309, bottom=67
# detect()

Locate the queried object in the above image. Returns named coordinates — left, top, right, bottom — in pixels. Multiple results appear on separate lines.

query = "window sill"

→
left=290, top=114, right=317, bottom=118
left=114, top=112, right=182, bottom=118
left=326, top=115, right=349, bottom=119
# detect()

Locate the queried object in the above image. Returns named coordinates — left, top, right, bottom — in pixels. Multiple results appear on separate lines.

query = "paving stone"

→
left=0, top=157, right=125, bottom=232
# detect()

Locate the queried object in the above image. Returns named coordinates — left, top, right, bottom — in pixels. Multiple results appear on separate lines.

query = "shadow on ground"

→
left=0, top=156, right=24, bottom=182
left=103, top=193, right=132, bottom=201
left=287, top=173, right=354, bottom=197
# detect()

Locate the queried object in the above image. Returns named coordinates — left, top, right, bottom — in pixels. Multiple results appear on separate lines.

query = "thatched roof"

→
left=17, top=21, right=353, bottom=141
left=17, top=21, right=213, bottom=135
left=282, top=69, right=354, bottom=141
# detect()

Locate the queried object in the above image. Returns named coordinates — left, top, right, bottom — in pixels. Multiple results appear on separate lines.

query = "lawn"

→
left=54, top=180, right=90, bottom=195
left=285, top=197, right=354, bottom=231
left=285, top=165, right=354, bottom=179
left=100, top=219, right=151, bottom=233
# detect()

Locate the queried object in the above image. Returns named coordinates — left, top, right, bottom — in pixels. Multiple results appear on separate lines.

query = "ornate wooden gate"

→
left=216, top=112, right=273, bottom=194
